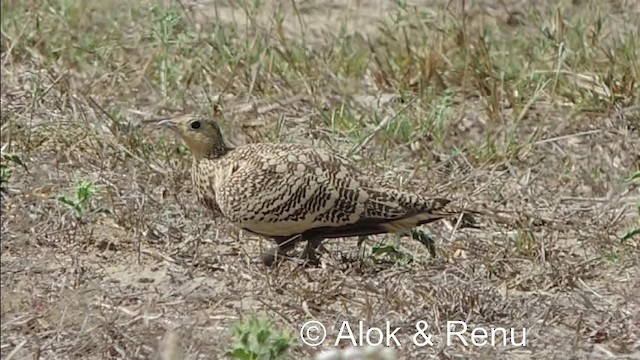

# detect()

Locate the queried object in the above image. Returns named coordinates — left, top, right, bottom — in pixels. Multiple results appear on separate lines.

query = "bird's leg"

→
left=356, top=235, right=368, bottom=259
left=400, top=228, right=436, bottom=258
left=262, top=235, right=299, bottom=266
left=356, top=235, right=367, bottom=249
left=355, top=235, right=370, bottom=269
left=300, top=235, right=323, bottom=266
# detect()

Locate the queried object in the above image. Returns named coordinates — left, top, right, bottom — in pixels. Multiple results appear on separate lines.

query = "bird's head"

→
left=158, top=114, right=231, bottom=160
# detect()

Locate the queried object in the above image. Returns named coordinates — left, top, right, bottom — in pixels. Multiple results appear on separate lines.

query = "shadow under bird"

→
left=158, top=113, right=477, bottom=266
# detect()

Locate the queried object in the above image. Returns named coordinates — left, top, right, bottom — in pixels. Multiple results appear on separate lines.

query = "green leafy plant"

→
left=226, top=315, right=293, bottom=360
left=620, top=227, right=640, bottom=243
left=369, top=243, right=414, bottom=265
left=624, top=171, right=640, bottom=183
left=57, top=180, right=112, bottom=217
left=619, top=202, right=640, bottom=243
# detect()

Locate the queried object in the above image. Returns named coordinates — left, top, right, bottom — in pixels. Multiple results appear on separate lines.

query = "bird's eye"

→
left=190, top=121, right=201, bottom=129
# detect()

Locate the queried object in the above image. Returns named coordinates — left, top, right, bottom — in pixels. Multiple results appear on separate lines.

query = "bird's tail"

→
left=380, top=198, right=475, bottom=232
left=435, top=203, right=555, bottom=230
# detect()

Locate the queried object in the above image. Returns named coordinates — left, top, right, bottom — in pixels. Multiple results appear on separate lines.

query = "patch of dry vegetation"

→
left=1, top=0, right=639, bottom=359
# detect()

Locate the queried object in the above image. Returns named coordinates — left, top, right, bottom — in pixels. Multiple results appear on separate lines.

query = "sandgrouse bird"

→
left=159, top=114, right=475, bottom=266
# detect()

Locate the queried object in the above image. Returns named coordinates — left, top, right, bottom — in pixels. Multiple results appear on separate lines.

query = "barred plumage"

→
left=159, top=114, right=471, bottom=266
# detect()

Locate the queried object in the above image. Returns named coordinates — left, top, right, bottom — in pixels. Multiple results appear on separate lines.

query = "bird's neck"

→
left=192, top=142, right=233, bottom=161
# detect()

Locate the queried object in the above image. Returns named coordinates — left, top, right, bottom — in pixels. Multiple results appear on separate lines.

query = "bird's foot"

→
left=262, top=236, right=298, bottom=266
left=299, top=251, right=320, bottom=267
left=261, top=246, right=281, bottom=267
left=448, top=212, right=481, bottom=229
left=299, top=237, right=323, bottom=267
left=405, top=229, right=436, bottom=258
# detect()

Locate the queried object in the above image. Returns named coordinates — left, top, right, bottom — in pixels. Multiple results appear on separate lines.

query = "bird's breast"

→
left=192, top=162, right=223, bottom=216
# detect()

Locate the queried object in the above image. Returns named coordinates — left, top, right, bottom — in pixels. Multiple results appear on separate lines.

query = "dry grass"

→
left=1, top=0, right=639, bottom=359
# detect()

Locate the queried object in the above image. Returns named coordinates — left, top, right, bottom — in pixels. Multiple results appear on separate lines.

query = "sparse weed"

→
left=0, top=164, right=10, bottom=196
left=513, top=230, right=539, bottom=258
left=620, top=227, right=640, bottom=243
left=56, top=180, right=112, bottom=218
left=603, top=250, right=620, bottom=263
left=226, top=315, right=293, bottom=360
left=620, top=172, right=640, bottom=243
left=369, top=243, right=414, bottom=265
left=0, top=152, right=25, bottom=196
left=625, top=171, right=640, bottom=183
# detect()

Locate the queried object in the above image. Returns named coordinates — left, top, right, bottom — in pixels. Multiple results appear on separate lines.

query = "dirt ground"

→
left=1, top=0, right=639, bottom=359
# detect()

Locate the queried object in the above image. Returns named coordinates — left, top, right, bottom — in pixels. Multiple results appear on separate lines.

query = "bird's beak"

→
left=157, top=119, right=178, bottom=130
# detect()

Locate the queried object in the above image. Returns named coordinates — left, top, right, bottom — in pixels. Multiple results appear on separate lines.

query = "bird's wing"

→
left=216, top=145, right=454, bottom=238
left=214, top=146, right=363, bottom=236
